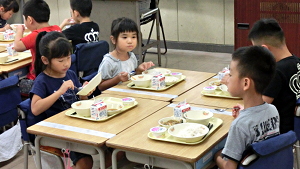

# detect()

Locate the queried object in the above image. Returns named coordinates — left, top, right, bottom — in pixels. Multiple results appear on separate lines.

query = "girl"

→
left=97, top=17, right=154, bottom=91
left=0, top=0, right=19, bottom=31
left=30, top=31, right=93, bottom=169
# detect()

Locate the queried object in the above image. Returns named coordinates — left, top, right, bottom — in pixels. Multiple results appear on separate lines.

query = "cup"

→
left=6, top=45, right=17, bottom=56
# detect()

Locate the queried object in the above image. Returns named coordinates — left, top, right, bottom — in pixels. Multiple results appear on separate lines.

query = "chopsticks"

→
left=202, top=123, right=214, bottom=140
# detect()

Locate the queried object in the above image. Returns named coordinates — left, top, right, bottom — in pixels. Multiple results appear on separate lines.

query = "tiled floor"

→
left=0, top=49, right=232, bottom=169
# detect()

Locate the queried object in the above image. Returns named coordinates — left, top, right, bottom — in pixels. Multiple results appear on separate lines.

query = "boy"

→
left=60, top=0, right=99, bottom=50
left=248, top=18, right=300, bottom=133
left=0, top=0, right=19, bottom=31
left=214, top=46, right=280, bottom=169
left=13, top=0, right=61, bottom=95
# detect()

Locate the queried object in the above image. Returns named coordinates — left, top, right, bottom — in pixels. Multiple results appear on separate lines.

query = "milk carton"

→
left=174, top=101, right=191, bottom=118
left=151, top=73, right=165, bottom=90
left=90, top=101, right=107, bottom=120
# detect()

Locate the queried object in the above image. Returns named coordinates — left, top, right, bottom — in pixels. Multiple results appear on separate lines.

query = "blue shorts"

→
left=70, top=151, right=92, bottom=165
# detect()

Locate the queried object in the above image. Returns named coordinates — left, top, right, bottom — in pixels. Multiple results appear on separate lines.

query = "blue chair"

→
left=294, top=115, right=300, bottom=169
left=19, top=99, right=64, bottom=169
left=238, top=131, right=297, bottom=169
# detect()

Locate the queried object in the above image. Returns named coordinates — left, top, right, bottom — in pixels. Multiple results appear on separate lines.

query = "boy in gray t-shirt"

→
left=214, top=46, right=280, bottom=169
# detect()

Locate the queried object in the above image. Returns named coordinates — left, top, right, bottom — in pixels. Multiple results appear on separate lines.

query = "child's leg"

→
left=70, top=151, right=93, bottom=169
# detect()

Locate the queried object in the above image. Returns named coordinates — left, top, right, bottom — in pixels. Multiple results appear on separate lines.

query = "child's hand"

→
left=58, top=80, right=75, bottom=94
left=82, top=81, right=95, bottom=96
left=137, top=61, right=155, bottom=73
left=118, top=72, right=129, bottom=82
left=4, top=24, right=11, bottom=31
left=221, top=73, right=229, bottom=85
left=16, top=24, right=25, bottom=33
left=232, top=104, right=244, bottom=118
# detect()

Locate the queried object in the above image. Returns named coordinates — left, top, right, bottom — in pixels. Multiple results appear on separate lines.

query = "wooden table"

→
left=27, top=93, right=169, bottom=169
left=102, top=68, right=215, bottom=102
left=173, top=78, right=243, bottom=109
left=106, top=104, right=234, bottom=169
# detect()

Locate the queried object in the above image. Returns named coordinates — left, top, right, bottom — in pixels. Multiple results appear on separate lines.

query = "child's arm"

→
left=13, top=25, right=26, bottom=51
left=59, top=18, right=74, bottom=30
left=31, top=80, right=75, bottom=116
left=214, top=150, right=238, bottom=169
left=0, top=24, right=12, bottom=32
left=135, top=61, right=155, bottom=74
left=98, top=72, right=128, bottom=91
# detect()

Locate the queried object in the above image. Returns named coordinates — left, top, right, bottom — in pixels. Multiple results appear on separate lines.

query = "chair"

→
left=18, top=98, right=64, bottom=169
left=238, top=130, right=297, bottom=169
left=294, top=114, right=300, bottom=169
left=0, top=75, right=23, bottom=162
left=140, top=0, right=167, bottom=66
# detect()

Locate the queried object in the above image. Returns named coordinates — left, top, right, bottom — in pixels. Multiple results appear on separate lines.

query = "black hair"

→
left=70, top=0, right=92, bottom=17
left=34, top=31, right=72, bottom=76
left=232, top=46, right=276, bottom=94
left=0, top=0, right=19, bottom=12
left=248, top=18, right=285, bottom=47
left=111, top=17, right=139, bottom=48
left=23, top=0, right=50, bottom=23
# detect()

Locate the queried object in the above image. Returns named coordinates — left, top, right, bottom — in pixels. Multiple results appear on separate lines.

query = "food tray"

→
left=0, top=52, right=31, bottom=65
left=65, top=97, right=138, bottom=121
left=0, top=39, right=14, bottom=42
left=127, top=75, right=186, bottom=91
left=148, top=117, right=223, bottom=145
left=201, top=90, right=241, bottom=99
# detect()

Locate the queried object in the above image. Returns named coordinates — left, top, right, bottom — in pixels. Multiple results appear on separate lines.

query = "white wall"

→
left=11, top=0, right=234, bottom=46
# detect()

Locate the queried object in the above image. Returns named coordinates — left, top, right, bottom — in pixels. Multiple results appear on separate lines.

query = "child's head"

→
left=248, top=18, right=285, bottom=47
left=34, top=31, right=72, bottom=76
left=227, top=46, right=276, bottom=97
left=23, top=0, right=50, bottom=24
left=0, top=0, right=19, bottom=20
left=70, top=0, right=92, bottom=18
left=110, top=17, right=139, bottom=50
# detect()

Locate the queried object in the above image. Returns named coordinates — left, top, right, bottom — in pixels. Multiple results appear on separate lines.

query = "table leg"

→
left=34, top=135, right=42, bottom=169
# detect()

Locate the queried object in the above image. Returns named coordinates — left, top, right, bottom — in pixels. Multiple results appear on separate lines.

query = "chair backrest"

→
left=70, top=40, right=109, bottom=80
left=238, top=130, right=297, bottom=169
left=0, top=75, right=22, bottom=127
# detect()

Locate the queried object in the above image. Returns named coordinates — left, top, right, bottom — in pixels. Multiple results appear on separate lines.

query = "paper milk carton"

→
left=90, top=101, right=107, bottom=120
left=151, top=74, right=166, bottom=90
left=174, top=101, right=191, bottom=118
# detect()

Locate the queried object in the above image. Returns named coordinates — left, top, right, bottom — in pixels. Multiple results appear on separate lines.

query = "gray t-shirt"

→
left=222, top=103, right=280, bottom=162
left=98, top=52, right=138, bottom=80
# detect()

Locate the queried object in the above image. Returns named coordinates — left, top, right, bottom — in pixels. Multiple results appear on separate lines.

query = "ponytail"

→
left=34, top=31, right=47, bottom=76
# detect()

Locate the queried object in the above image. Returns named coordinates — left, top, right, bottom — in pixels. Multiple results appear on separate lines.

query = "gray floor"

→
left=0, top=49, right=232, bottom=169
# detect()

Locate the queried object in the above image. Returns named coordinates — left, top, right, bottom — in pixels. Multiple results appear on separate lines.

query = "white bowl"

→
left=209, top=80, right=223, bottom=87
left=107, top=103, right=124, bottom=116
left=184, top=110, right=213, bottom=126
left=0, top=53, right=8, bottom=63
left=150, top=126, right=167, bottom=138
left=131, top=74, right=152, bottom=87
left=168, top=123, right=209, bottom=142
left=203, top=86, right=216, bottom=94
left=71, top=100, right=95, bottom=117
left=158, top=116, right=186, bottom=128
left=170, top=72, right=182, bottom=79
left=122, top=97, right=135, bottom=107
left=165, top=76, right=179, bottom=86
left=142, top=68, right=171, bottom=76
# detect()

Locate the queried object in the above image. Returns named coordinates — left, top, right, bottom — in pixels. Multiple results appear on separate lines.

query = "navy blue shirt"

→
left=30, top=70, right=81, bottom=117
left=0, top=17, right=7, bottom=28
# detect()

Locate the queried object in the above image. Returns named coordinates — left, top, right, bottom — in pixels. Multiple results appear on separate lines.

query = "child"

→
left=60, top=0, right=99, bottom=50
left=0, top=0, right=19, bottom=31
left=98, top=17, right=154, bottom=91
left=14, top=0, right=61, bottom=95
left=248, top=18, right=300, bottom=133
left=30, top=31, right=94, bottom=169
left=214, top=46, right=280, bottom=169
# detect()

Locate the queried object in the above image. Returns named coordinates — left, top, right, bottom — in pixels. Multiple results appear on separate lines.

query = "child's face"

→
left=227, top=60, right=244, bottom=97
left=115, top=31, right=137, bottom=52
left=0, top=9, right=14, bottom=20
left=49, top=55, right=72, bottom=76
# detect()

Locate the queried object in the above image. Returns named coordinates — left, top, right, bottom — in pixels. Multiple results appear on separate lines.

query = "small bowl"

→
left=165, top=76, right=179, bottom=86
left=122, top=97, right=135, bottom=107
left=0, top=53, right=8, bottom=63
left=71, top=100, right=95, bottom=117
left=168, top=123, right=209, bottom=142
left=170, top=72, right=182, bottom=79
left=143, top=68, right=171, bottom=76
left=209, top=80, right=222, bottom=87
left=150, top=126, right=167, bottom=138
left=107, top=103, right=124, bottom=116
left=184, top=110, right=213, bottom=126
left=203, top=86, right=216, bottom=94
left=158, top=116, right=186, bottom=128
left=131, top=74, right=152, bottom=87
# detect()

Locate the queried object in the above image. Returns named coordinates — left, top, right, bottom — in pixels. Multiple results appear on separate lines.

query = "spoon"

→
left=215, top=107, right=240, bottom=112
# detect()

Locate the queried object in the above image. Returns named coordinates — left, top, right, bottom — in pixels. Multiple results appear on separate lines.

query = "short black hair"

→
left=23, top=0, right=50, bottom=23
left=111, top=17, right=139, bottom=47
left=70, top=0, right=92, bottom=17
left=0, top=0, right=19, bottom=13
left=248, top=18, right=285, bottom=47
left=232, top=46, right=276, bottom=94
